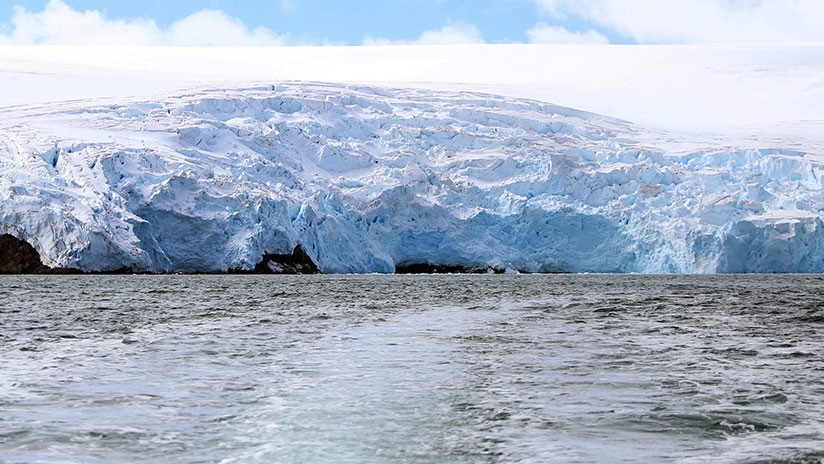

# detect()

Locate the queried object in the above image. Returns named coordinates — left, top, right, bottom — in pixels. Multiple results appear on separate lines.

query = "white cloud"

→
left=2, top=1, right=486, bottom=47
left=165, top=10, right=286, bottom=46
left=3, top=0, right=160, bottom=45
left=535, top=0, right=824, bottom=44
left=0, top=0, right=287, bottom=46
left=364, top=23, right=484, bottom=46
left=416, top=23, right=485, bottom=45
left=526, top=23, right=608, bottom=44
left=278, top=0, right=297, bottom=13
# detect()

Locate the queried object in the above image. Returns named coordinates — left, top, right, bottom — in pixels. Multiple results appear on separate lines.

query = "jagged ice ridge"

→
left=2, top=83, right=823, bottom=273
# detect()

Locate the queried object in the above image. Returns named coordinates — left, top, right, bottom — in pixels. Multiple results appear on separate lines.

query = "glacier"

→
left=2, top=82, right=824, bottom=273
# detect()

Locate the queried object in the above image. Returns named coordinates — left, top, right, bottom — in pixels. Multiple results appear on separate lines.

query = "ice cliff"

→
left=1, top=83, right=823, bottom=273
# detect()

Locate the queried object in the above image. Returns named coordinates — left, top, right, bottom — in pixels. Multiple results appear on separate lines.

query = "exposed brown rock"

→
left=0, top=234, right=85, bottom=274
left=231, top=245, right=320, bottom=274
left=0, top=234, right=50, bottom=274
left=394, top=262, right=508, bottom=274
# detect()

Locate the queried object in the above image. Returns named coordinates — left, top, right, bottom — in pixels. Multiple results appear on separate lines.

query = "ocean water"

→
left=1, top=275, right=823, bottom=464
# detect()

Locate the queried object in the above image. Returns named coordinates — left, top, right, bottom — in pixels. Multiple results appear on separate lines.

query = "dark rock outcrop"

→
left=394, top=262, right=508, bottom=274
left=233, top=245, right=320, bottom=274
left=0, top=236, right=321, bottom=275
left=0, top=234, right=83, bottom=274
left=0, top=234, right=51, bottom=274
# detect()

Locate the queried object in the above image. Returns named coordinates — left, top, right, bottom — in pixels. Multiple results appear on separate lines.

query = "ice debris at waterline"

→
left=2, top=82, right=824, bottom=274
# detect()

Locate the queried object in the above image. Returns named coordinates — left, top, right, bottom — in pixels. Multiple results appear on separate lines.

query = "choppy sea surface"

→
left=1, top=275, right=823, bottom=464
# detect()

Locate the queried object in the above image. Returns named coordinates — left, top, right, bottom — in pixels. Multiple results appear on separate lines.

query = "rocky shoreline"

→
left=2, top=234, right=534, bottom=275
left=395, top=262, right=511, bottom=274
left=0, top=234, right=322, bottom=275
left=0, top=234, right=83, bottom=274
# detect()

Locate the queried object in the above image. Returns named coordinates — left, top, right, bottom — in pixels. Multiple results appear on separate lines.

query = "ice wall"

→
left=1, top=83, right=822, bottom=273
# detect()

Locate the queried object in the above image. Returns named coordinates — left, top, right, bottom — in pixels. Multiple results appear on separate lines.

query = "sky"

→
left=1, top=0, right=824, bottom=46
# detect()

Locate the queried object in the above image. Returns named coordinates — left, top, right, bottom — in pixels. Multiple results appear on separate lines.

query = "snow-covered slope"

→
left=3, top=44, right=824, bottom=129
left=2, top=82, right=824, bottom=273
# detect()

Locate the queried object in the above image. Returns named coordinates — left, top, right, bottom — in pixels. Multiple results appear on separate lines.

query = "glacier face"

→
left=1, top=82, right=823, bottom=273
